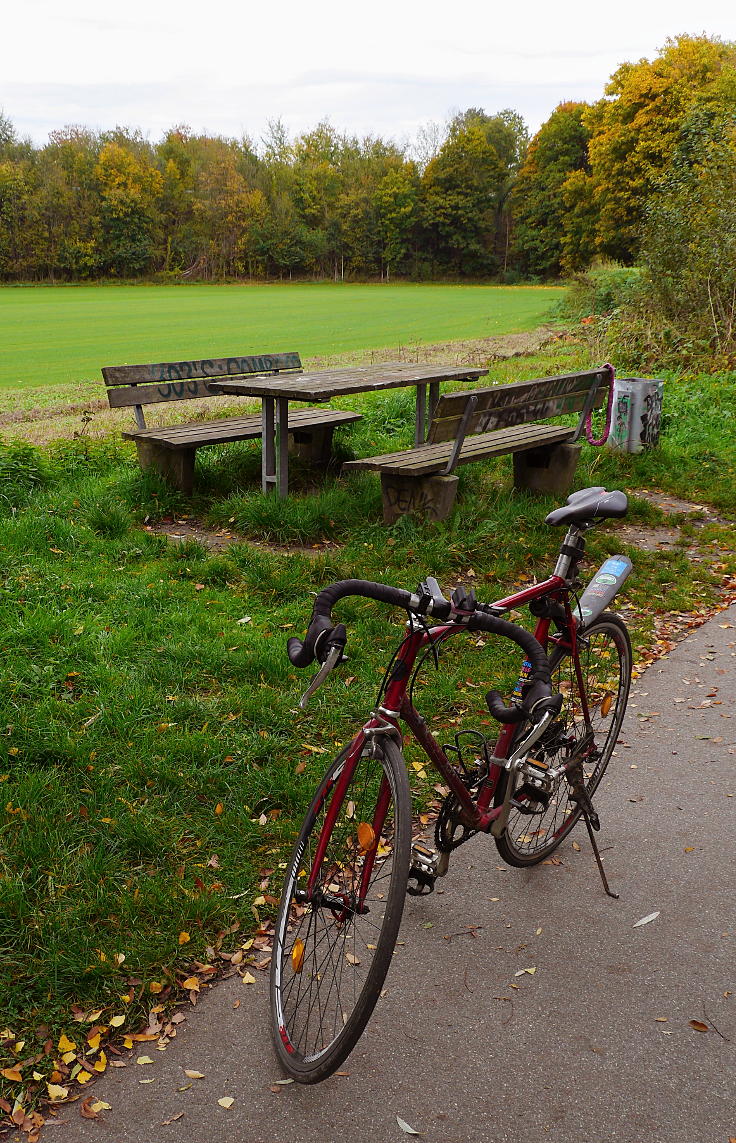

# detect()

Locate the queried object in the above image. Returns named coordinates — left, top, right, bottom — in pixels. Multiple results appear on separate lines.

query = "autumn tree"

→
left=584, top=34, right=736, bottom=263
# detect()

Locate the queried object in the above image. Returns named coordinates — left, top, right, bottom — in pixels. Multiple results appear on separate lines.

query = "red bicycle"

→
left=270, top=486, right=633, bottom=1082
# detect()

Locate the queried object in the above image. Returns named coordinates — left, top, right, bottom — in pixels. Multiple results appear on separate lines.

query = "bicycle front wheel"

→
left=495, top=612, right=632, bottom=866
left=270, top=736, right=410, bottom=1083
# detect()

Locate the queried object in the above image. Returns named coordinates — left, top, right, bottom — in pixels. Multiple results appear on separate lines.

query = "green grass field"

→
left=0, top=282, right=561, bottom=390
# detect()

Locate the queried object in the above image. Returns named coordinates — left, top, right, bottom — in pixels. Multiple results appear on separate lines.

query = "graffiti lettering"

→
left=640, top=387, right=662, bottom=447
left=383, top=482, right=441, bottom=519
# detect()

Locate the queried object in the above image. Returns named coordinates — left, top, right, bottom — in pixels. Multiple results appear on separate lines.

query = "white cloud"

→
left=3, top=0, right=734, bottom=144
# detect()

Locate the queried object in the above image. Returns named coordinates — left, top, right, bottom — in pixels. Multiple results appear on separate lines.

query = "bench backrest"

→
left=102, top=352, right=302, bottom=429
left=427, top=368, right=609, bottom=444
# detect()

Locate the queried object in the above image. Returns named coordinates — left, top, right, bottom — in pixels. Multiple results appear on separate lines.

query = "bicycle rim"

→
left=270, top=737, right=410, bottom=1082
left=495, top=613, right=632, bottom=866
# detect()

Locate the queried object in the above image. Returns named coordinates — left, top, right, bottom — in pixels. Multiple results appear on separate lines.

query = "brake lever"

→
left=299, top=643, right=346, bottom=709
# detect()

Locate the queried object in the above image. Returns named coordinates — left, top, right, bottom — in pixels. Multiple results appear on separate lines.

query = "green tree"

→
left=638, top=100, right=736, bottom=363
left=420, top=121, right=505, bottom=275
left=511, top=102, right=591, bottom=278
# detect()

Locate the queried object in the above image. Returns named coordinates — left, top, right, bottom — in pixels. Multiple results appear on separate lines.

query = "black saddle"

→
left=545, top=486, right=628, bottom=527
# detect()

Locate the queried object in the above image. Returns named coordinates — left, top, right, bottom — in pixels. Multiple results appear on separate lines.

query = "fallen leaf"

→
left=397, top=1115, right=421, bottom=1134
left=217, top=1096, right=234, bottom=1109
left=184, top=1069, right=205, bottom=1079
left=57, top=1034, right=76, bottom=1052
left=0, top=1068, right=22, bottom=1082
left=633, top=911, right=660, bottom=928
left=46, top=1084, right=69, bottom=1101
left=181, top=977, right=200, bottom=991
left=77, top=1070, right=93, bottom=1084
left=178, top=932, right=191, bottom=945
left=162, top=1112, right=185, bottom=1126
left=241, top=972, right=256, bottom=985
left=688, top=1020, right=709, bottom=1033
left=136, top=1055, right=154, bottom=1066
left=109, top=1015, right=126, bottom=1027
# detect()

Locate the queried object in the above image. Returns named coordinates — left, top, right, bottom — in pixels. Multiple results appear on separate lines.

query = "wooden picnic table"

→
left=209, top=361, right=486, bottom=496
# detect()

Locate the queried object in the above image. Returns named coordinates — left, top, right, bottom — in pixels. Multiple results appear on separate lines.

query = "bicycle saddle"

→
left=544, top=487, right=628, bottom=527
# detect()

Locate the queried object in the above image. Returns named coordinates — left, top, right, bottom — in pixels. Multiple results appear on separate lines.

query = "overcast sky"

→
left=3, top=0, right=735, bottom=151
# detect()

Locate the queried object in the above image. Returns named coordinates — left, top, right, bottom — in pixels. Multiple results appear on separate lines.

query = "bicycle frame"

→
left=307, top=573, right=591, bottom=908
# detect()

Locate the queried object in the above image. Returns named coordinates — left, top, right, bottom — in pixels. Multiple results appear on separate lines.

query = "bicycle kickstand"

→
left=568, top=765, right=619, bottom=900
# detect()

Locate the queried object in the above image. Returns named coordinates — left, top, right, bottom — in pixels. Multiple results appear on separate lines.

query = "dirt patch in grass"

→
left=144, top=516, right=338, bottom=558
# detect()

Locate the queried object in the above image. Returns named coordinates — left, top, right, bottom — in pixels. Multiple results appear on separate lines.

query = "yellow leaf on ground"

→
left=61, top=1050, right=76, bottom=1064
left=218, top=1097, right=234, bottom=1109
left=136, top=1056, right=154, bottom=1066
left=184, top=1070, right=205, bottom=1079
left=109, top=1015, right=125, bottom=1028
left=77, top=1070, right=93, bottom=1084
left=86, top=1032, right=101, bottom=1050
left=57, top=1034, right=76, bottom=1052
left=241, top=972, right=256, bottom=985
left=149, top=982, right=163, bottom=994
left=689, top=1020, right=709, bottom=1033
left=1, top=1067, right=22, bottom=1082
left=178, top=932, right=191, bottom=945
left=91, top=1100, right=112, bottom=1112
left=46, top=1084, right=69, bottom=1101
left=181, top=977, right=200, bottom=991
left=93, top=1051, right=107, bottom=1073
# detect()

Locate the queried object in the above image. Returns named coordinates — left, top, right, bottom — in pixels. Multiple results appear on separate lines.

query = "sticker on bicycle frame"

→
left=601, top=559, right=629, bottom=576
left=579, top=607, right=593, bottom=618
left=595, top=573, right=618, bottom=585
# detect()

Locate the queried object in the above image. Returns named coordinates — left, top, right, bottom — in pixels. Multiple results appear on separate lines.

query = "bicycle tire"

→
left=270, top=736, right=411, bottom=1083
left=494, top=612, right=632, bottom=867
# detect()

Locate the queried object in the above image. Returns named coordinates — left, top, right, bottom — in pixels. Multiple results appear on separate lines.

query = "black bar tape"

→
left=287, top=580, right=414, bottom=667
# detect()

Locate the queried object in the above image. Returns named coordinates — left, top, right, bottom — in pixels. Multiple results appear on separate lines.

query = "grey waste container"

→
left=607, top=377, right=664, bottom=453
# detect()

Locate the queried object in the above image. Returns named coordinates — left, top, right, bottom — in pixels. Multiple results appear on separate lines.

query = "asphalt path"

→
left=50, top=605, right=736, bottom=1143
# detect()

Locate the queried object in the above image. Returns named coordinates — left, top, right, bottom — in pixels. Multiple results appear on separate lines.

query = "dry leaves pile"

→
left=0, top=874, right=276, bottom=1138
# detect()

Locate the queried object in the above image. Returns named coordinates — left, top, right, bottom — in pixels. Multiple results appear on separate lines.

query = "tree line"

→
left=0, top=34, right=733, bottom=284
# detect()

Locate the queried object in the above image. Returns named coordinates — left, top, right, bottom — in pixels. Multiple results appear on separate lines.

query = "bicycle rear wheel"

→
left=494, top=612, right=631, bottom=866
left=270, top=736, right=410, bottom=1083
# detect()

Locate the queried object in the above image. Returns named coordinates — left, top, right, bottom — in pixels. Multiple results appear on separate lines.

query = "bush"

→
left=558, top=263, right=643, bottom=320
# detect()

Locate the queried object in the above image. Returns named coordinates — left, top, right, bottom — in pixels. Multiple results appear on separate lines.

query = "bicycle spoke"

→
left=495, top=615, right=631, bottom=866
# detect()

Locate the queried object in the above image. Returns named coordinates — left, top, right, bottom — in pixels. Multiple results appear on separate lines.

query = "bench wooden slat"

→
left=428, top=369, right=607, bottom=443
left=103, top=352, right=302, bottom=388
left=122, top=408, right=362, bottom=449
left=344, top=424, right=575, bottom=476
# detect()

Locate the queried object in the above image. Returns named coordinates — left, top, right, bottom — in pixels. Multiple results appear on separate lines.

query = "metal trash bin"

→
left=607, top=377, right=664, bottom=453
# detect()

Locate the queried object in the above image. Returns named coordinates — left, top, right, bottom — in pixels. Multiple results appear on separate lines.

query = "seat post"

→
left=553, top=525, right=586, bottom=580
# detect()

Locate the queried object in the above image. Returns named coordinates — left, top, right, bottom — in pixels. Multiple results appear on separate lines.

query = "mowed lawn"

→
left=0, top=282, right=562, bottom=390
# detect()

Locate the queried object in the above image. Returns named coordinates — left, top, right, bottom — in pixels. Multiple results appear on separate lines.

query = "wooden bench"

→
left=102, top=352, right=362, bottom=495
left=343, top=367, right=611, bottom=523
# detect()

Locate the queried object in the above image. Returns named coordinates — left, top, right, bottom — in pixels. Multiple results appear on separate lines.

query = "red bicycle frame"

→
left=306, top=572, right=592, bottom=909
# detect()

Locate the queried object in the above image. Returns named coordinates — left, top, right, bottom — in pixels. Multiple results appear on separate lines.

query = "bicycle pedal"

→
left=511, top=782, right=552, bottom=813
left=407, top=843, right=439, bottom=896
